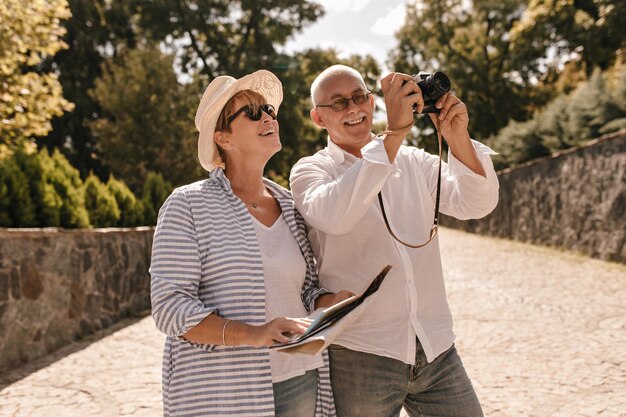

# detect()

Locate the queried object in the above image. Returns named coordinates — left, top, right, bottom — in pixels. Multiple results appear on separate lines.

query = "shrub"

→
left=13, top=148, right=63, bottom=227
left=142, top=171, right=173, bottom=225
left=0, top=147, right=145, bottom=228
left=84, top=173, right=120, bottom=227
left=564, top=69, right=621, bottom=144
left=0, top=157, right=36, bottom=227
left=48, top=149, right=90, bottom=228
left=107, top=175, right=144, bottom=226
left=488, top=64, right=626, bottom=169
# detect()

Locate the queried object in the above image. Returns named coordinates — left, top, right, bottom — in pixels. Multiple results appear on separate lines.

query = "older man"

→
left=289, top=65, right=499, bottom=417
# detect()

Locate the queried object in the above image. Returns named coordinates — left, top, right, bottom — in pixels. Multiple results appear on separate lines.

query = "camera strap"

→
left=377, top=118, right=442, bottom=249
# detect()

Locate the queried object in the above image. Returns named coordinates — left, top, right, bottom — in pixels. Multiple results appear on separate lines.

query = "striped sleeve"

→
left=150, top=188, right=216, bottom=346
left=295, top=208, right=329, bottom=313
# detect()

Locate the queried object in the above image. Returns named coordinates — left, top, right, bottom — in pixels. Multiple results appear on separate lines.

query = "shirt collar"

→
left=209, top=167, right=230, bottom=190
left=327, top=136, right=346, bottom=164
left=327, top=134, right=375, bottom=164
left=209, top=166, right=292, bottom=205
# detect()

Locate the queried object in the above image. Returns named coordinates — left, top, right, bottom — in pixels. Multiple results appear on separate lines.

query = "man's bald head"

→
left=310, top=65, right=367, bottom=107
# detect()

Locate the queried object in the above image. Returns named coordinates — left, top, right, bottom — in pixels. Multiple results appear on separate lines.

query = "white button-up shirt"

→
left=290, top=136, right=499, bottom=364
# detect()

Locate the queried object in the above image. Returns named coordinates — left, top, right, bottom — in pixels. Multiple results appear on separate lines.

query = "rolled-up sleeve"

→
left=150, top=188, right=216, bottom=340
left=301, top=264, right=328, bottom=313
left=440, top=139, right=500, bottom=219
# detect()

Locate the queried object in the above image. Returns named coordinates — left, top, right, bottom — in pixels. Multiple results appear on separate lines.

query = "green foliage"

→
left=609, top=63, right=626, bottom=114
left=489, top=119, right=550, bottom=169
left=392, top=0, right=545, bottom=149
left=269, top=49, right=381, bottom=179
left=38, top=0, right=137, bottom=176
left=13, top=149, right=63, bottom=227
left=107, top=175, right=144, bottom=227
left=33, top=0, right=325, bottom=177
left=141, top=172, right=173, bottom=226
left=0, top=148, right=90, bottom=228
left=0, top=156, right=37, bottom=227
left=0, top=147, right=90, bottom=228
left=84, top=173, right=120, bottom=228
left=488, top=63, right=626, bottom=168
left=562, top=69, right=621, bottom=142
left=0, top=0, right=74, bottom=146
left=88, top=44, right=203, bottom=192
left=47, top=149, right=90, bottom=228
left=129, top=0, right=324, bottom=78
left=511, top=0, right=626, bottom=75
left=0, top=146, right=147, bottom=228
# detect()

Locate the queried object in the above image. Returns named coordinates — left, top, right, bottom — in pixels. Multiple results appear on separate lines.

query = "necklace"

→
left=236, top=188, right=263, bottom=209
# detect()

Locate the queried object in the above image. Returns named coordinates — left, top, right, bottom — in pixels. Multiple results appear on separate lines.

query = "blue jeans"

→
left=273, top=369, right=318, bottom=417
left=328, top=342, right=483, bottom=417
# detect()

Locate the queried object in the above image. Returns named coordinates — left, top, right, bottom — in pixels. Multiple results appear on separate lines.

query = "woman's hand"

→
left=246, top=317, right=312, bottom=346
left=315, top=290, right=355, bottom=309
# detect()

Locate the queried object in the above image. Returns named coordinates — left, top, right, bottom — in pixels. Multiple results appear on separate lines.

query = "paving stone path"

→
left=1, top=228, right=625, bottom=417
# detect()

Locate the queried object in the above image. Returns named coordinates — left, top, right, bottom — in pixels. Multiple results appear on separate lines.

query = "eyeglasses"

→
left=227, top=104, right=277, bottom=125
left=316, top=91, right=371, bottom=111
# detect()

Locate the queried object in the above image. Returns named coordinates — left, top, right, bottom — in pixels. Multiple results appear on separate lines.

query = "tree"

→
left=0, top=0, right=74, bottom=146
left=599, top=62, right=626, bottom=134
left=89, top=44, right=204, bottom=192
left=38, top=0, right=137, bottom=177
left=486, top=62, right=626, bottom=168
left=266, top=49, right=381, bottom=184
left=510, top=0, right=626, bottom=76
left=391, top=0, right=549, bottom=152
left=130, top=0, right=324, bottom=78
left=564, top=69, right=617, bottom=140
left=39, top=0, right=325, bottom=178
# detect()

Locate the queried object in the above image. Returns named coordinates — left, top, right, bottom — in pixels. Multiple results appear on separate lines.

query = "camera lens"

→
left=433, top=72, right=450, bottom=94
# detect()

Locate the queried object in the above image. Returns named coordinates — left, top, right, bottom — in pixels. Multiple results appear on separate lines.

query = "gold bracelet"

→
left=222, top=319, right=233, bottom=346
left=380, top=120, right=414, bottom=137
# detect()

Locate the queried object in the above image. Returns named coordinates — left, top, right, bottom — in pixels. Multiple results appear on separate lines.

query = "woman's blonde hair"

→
left=214, top=90, right=267, bottom=166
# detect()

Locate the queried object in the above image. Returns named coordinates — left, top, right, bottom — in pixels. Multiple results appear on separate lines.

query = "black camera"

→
left=403, top=71, right=451, bottom=114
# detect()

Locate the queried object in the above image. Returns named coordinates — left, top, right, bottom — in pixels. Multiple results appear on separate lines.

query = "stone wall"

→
left=0, top=228, right=154, bottom=373
left=442, top=130, right=626, bottom=263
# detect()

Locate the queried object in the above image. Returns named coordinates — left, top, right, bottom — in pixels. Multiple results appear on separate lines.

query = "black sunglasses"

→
left=227, top=104, right=277, bottom=125
left=316, top=91, right=371, bottom=111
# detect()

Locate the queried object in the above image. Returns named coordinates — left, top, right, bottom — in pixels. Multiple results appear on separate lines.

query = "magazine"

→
left=270, top=264, right=392, bottom=355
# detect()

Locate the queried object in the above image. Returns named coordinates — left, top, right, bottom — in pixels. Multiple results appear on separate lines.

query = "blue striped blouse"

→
left=150, top=168, right=337, bottom=417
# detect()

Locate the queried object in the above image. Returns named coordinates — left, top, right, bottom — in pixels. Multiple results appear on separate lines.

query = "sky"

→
left=282, top=0, right=411, bottom=70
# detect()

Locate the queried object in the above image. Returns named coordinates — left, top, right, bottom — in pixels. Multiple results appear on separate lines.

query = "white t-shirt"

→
left=252, top=214, right=324, bottom=383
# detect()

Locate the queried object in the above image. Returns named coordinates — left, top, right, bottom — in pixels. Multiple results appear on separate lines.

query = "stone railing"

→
left=0, top=227, right=154, bottom=373
left=442, top=130, right=626, bottom=263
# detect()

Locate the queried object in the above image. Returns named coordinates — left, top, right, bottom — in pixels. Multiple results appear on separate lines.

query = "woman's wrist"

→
left=314, top=293, right=336, bottom=309
left=222, top=319, right=233, bottom=345
left=227, top=321, right=259, bottom=346
left=223, top=320, right=244, bottom=346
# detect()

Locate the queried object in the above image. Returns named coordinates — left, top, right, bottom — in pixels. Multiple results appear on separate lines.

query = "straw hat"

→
left=195, top=70, right=283, bottom=171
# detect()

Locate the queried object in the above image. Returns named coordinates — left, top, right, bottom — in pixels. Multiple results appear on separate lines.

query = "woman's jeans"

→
left=273, top=369, right=318, bottom=417
left=328, top=342, right=483, bottom=417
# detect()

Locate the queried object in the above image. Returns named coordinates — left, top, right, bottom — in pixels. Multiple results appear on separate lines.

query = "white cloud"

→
left=371, top=4, right=406, bottom=36
left=314, top=0, right=372, bottom=13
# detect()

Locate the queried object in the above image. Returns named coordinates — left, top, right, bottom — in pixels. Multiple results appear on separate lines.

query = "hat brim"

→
left=197, top=70, right=283, bottom=172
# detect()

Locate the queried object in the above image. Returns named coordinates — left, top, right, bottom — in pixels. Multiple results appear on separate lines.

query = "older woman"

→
left=150, top=70, right=349, bottom=417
